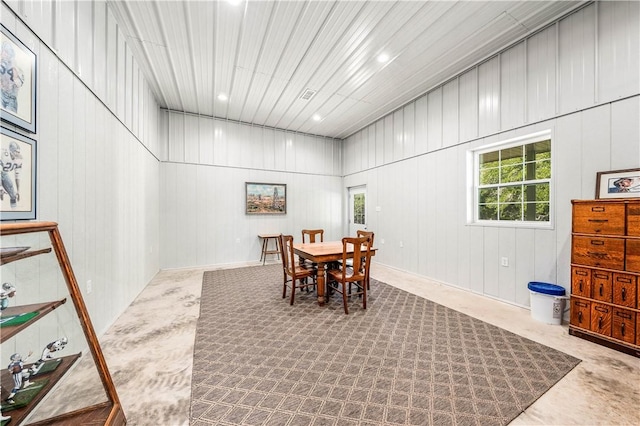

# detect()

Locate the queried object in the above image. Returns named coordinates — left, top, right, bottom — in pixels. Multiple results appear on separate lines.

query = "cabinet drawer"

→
left=613, top=273, right=637, bottom=308
left=628, top=203, right=640, bottom=237
left=626, top=239, right=640, bottom=273
left=592, top=270, right=612, bottom=302
left=572, top=236, right=625, bottom=269
left=570, top=298, right=591, bottom=329
left=571, top=267, right=592, bottom=297
left=590, top=303, right=612, bottom=337
left=572, top=202, right=625, bottom=235
left=612, top=308, right=636, bottom=344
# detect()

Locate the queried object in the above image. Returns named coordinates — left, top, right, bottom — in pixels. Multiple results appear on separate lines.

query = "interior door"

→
left=348, top=185, right=367, bottom=236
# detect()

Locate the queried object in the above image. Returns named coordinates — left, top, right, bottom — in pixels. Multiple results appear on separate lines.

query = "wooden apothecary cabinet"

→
left=0, top=222, right=126, bottom=425
left=570, top=200, right=640, bottom=357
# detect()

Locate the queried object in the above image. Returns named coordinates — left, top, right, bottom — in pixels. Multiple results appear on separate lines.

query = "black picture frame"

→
left=1, top=24, right=37, bottom=133
left=595, top=168, right=640, bottom=199
left=246, top=182, right=286, bottom=215
left=1, top=126, right=36, bottom=220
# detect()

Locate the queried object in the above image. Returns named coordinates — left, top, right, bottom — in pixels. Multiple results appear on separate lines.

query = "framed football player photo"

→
left=1, top=126, right=36, bottom=220
left=1, top=24, right=37, bottom=133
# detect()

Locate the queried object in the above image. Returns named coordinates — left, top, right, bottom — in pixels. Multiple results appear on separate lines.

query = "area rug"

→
left=190, top=264, right=580, bottom=425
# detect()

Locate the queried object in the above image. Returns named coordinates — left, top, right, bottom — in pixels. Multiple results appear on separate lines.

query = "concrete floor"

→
left=99, top=262, right=640, bottom=425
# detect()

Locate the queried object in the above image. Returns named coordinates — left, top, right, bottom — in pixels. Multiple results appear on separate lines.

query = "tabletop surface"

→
left=294, top=241, right=376, bottom=256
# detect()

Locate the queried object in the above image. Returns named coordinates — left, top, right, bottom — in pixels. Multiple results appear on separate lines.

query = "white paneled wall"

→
left=2, top=0, right=161, bottom=344
left=343, top=2, right=640, bottom=308
left=160, top=111, right=343, bottom=269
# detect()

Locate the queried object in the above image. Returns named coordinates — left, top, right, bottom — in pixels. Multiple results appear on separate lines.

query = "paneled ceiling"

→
left=109, top=0, right=586, bottom=139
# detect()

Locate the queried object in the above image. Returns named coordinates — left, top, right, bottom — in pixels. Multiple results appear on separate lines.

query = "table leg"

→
left=316, top=261, right=326, bottom=306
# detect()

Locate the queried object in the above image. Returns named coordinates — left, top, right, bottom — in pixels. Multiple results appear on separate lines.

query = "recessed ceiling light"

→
left=377, top=53, right=389, bottom=63
left=218, top=93, right=228, bottom=101
left=312, top=114, right=322, bottom=122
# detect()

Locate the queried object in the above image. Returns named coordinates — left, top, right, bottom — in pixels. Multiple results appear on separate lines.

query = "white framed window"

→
left=468, top=130, right=552, bottom=227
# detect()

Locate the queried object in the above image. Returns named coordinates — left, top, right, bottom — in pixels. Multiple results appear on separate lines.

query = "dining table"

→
left=293, top=241, right=376, bottom=306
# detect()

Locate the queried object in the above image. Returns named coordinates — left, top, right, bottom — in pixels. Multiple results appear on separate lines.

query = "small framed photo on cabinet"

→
left=1, top=24, right=37, bottom=133
left=1, top=126, right=36, bottom=220
left=595, top=168, right=640, bottom=199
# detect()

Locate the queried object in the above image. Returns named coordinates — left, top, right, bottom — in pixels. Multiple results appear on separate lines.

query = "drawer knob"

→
left=578, top=311, right=583, bottom=323
left=621, top=322, right=625, bottom=336
left=599, top=284, right=603, bottom=297
left=598, top=317, right=603, bottom=329
left=579, top=280, right=584, bottom=292
left=621, top=287, right=626, bottom=301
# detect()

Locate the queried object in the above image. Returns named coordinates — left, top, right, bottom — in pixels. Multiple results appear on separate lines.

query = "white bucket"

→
left=529, top=291, right=566, bottom=325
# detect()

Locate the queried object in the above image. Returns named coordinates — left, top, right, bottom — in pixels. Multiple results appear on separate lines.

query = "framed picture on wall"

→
left=1, top=24, right=37, bottom=133
left=595, top=168, right=640, bottom=199
left=1, top=126, right=36, bottom=220
left=246, top=182, right=286, bottom=215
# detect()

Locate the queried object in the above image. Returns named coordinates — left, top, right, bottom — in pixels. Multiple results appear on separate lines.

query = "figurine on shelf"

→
left=28, top=337, right=68, bottom=375
left=0, top=282, right=16, bottom=311
left=5, top=351, right=33, bottom=404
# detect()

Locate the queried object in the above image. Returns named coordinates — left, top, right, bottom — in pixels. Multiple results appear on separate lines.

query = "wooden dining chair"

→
left=326, top=235, right=373, bottom=314
left=339, top=230, right=375, bottom=290
left=278, top=234, right=316, bottom=305
left=300, top=229, right=324, bottom=267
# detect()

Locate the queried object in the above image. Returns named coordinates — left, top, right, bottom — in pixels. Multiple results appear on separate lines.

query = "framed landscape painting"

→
left=1, top=126, right=36, bottom=220
left=596, top=168, right=640, bottom=199
left=1, top=24, right=37, bottom=133
left=246, top=182, right=286, bottom=215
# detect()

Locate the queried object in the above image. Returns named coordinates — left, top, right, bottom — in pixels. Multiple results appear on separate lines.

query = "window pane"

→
left=500, top=146, right=523, bottom=164
left=525, top=202, right=549, bottom=221
left=479, top=152, right=499, bottom=169
left=535, top=159, right=551, bottom=179
left=353, top=194, right=365, bottom=225
left=499, top=203, right=522, bottom=221
left=478, top=187, right=498, bottom=203
left=499, top=185, right=522, bottom=203
left=501, top=164, right=523, bottom=183
left=480, top=168, right=499, bottom=185
left=479, top=204, right=498, bottom=220
left=523, top=183, right=549, bottom=202
left=532, top=140, right=551, bottom=159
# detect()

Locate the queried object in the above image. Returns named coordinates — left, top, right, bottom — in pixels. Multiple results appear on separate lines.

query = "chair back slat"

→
left=302, top=229, right=324, bottom=244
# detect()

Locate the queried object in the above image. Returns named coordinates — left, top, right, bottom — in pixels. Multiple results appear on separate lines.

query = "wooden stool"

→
left=258, top=234, right=281, bottom=265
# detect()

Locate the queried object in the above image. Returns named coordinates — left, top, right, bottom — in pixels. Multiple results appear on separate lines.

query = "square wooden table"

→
left=293, top=241, right=376, bottom=305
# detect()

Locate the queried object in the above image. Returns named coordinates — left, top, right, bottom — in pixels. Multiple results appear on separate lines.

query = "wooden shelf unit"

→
left=570, top=199, right=640, bottom=357
left=0, top=221, right=126, bottom=425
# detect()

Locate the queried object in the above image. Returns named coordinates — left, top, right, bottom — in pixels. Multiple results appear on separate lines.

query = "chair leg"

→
left=290, top=281, right=296, bottom=305
left=282, top=279, right=287, bottom=299
left=362, top=281, right=367, bottom=310
left=342, top=283, right=349, bottom=314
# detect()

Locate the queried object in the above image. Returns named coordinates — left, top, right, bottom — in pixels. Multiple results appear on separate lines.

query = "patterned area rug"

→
left=190, top=265, right=580, bottom=425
